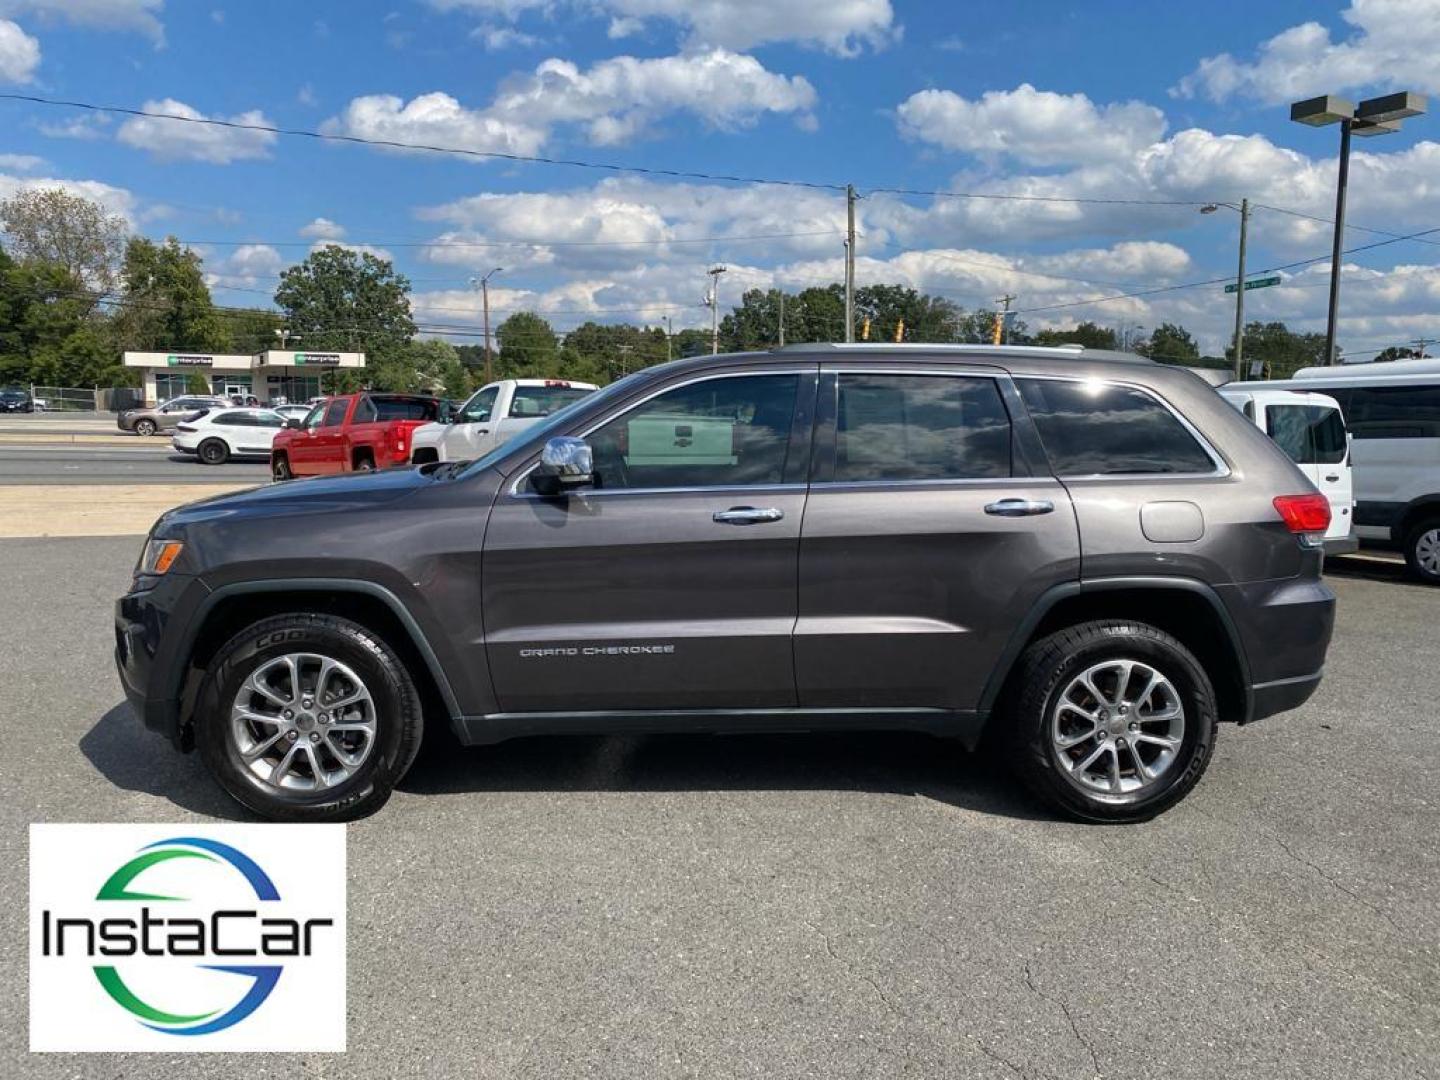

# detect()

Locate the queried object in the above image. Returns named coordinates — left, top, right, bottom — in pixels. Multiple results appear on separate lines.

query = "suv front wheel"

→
left=1007, top=621, right=1217, bottom=823
left=196, top=613, right=424, bottom=821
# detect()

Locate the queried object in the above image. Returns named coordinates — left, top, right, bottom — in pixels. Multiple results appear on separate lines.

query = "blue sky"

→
left=2, top=0, right=1439, bottom=357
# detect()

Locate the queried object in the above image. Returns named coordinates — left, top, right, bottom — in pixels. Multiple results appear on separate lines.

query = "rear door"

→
left=1263, top=398, right=1353, bottom=542
left=481, top=366, right=816, bottom=713
left=795, top=365, right=1080, bottom=711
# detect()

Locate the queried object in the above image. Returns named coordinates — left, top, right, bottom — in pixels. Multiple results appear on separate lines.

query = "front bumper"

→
left=114, top=573, right=209, bottom=748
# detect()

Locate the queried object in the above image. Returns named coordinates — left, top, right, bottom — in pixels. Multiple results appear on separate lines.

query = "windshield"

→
left=458, top=371, right=648, bottom=478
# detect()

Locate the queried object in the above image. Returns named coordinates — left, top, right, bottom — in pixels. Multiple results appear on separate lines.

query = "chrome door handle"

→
left=984, top=498, right=1055, bottom=517
left=713, top=506, right=784, bottom=525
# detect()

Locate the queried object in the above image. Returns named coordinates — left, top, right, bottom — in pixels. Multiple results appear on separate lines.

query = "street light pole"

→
left=1291, top=91, right=1425, bottom=366
left=470, top=268, right=503, bottom=383
left=1233, top=199, right=1250, bottom=379
left=707, top=265, right=726, bottom=355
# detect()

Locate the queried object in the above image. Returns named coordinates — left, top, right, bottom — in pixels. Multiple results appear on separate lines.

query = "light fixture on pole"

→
left=470, top=268, right=503, bottom=383
left=1290, top=91, right=1425, bottom=366
left=1200, top=200, right=1251, bottom=379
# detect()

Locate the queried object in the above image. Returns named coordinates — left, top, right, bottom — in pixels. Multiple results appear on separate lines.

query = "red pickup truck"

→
left=271, top=393, right=440, bottom=480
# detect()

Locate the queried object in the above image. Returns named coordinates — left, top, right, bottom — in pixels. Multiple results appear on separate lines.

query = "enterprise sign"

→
left=166, top=354, right=214, bottom=367
left=294, top=353, right=341, bottom=366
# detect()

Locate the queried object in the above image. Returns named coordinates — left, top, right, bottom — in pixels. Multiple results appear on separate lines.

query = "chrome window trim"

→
left=1015, top=373, right=1231, bottom=481
left=508, top=367, right=815, bottom=498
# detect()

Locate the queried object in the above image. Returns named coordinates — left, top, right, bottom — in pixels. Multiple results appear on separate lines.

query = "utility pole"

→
left=616, top=344, right=634, bottom=378
left=778, top=290, right=785, bottom=347
left=470, top=267, right=503, bottom=383
left=665, top=315, right=674, bottom=361
left=844, top=184, right=857, bottom=343
left=993, top=294, right=1016, bottom=345
left=706, top=265, right=727, bottom=356
left=1231, top=198, right=1250, bottom=379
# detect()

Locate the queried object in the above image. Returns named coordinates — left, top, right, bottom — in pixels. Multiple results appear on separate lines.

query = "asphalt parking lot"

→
left=1, top=533, right=1436, bottom=1079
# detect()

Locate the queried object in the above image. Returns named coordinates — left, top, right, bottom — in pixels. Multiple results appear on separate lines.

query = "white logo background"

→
left=30, top=823, right=346, bottom=1052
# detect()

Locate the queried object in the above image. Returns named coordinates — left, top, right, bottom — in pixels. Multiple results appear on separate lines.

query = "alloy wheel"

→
left=1416, top=527, right=1440, bottom=577
left=1050, top=659, right=1186, bottom=797
left=230, top=652, right=378, bottom=792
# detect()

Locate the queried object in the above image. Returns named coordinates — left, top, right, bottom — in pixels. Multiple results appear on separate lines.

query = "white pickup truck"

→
left=409, top=378, right=598, bottom=465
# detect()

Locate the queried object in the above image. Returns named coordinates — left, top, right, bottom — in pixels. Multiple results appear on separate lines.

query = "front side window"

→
left=835, top=374, right=1011, bottom=481
left=585, top=374, right=798, bottom=490
left=510, top=384, right=592, bottom=418
left=1018, top=379, right=1216, bottom=476
left=1266, top=404, right=1346, bottom=464
left=303, top=404, right=325, bottom=430
left=322, top=399, right=348, bottom=427
left=459, top=387, right=498, bottom=424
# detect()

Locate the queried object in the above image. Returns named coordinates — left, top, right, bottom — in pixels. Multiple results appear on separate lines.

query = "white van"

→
left=1218, top=384, right=1357, bottom=556
left=1241, top=356, right=1440, bottom=583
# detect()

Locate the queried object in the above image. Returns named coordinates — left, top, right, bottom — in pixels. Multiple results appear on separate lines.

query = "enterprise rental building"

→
left=123, top=350, right=366, bottom=405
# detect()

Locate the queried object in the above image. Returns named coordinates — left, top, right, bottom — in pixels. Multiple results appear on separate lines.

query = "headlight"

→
left=136, top=538, right=185, bottom=576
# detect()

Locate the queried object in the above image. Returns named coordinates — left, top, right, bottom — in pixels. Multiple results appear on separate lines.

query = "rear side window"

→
left=1018, top=379, right=1215, bottom=476
left=373, top=398, right=438, bottom=421
left=353, top=397, right=378, bottom=424
left=835, top=374, right=1011, bottom=481
left=1323, top=385, right=1440, bottom=439
left=322, top=399, right=348, bottom=427
left=509, top=385, right=591, bottom=418
left=1266, top=404, right=1346, bottom=464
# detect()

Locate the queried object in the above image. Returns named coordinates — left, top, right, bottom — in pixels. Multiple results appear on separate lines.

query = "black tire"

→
left=353, top=454, right=375, bottom=472
left=134, top=419, right=157, bottom=437
left=196, top=614, right=424, bottom=821
left=271, top=453, right=292, bottom=482
left=1005, top=620, right=1217, bottom=823
left=197, top=438, right=230, bottom=465
left=1401, top=517, right=1440, bottom=585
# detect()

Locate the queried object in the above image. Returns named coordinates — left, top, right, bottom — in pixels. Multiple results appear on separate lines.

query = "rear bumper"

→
left=1218, top=574, right=1335, bottom=724
left=1250, top=670, right=1324, bottom=722
left=1323, top=533, right=1359, bottom=556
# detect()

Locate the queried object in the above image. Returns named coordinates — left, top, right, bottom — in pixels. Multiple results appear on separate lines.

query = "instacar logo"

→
left=30, top=825, right=346, bottom=1053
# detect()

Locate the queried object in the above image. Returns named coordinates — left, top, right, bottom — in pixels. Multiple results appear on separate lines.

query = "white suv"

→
left=173, top=407, right=287, bottom=465
left=410, top=378, right=597, bottom=464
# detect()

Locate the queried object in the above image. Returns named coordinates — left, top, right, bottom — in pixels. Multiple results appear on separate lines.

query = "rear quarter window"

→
left=1266, top=404, right=1346, bottom=465
left=1018, top=378, right=1216, bottom=476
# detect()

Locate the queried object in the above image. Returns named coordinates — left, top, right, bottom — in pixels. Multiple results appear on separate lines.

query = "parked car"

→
left=270, top=393, right=440, bottom=479
left=172, top=407, right=288, bottom=464
left=410, top=378, right=598, bottom=465
left=228, top=393, right=262, bottom=408
left=0, top=386, right=35, bottom=412
left=1218, top=385, right=1356, bottom=555
left=272, top=404, right=314, bottom=424
left=118, top=395, right=229, bottom=436
left=1254, top=356, right=1440, bottom=583
left=117, top=344, right=1336, bottom=824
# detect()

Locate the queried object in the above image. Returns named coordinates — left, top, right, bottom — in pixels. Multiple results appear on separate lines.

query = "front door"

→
left=1263, top=400, right=1354, bottom=544
left=443, top=385, right=498, bottom=461
left=795, top=367, right=1080, bottom=711
left=481, top=367, right=816, bottom=713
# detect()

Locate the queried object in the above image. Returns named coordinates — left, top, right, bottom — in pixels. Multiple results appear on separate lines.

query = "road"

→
left=0, top=415, right=271, bottom=485
left=0, top=537, right=1434, bottom=1080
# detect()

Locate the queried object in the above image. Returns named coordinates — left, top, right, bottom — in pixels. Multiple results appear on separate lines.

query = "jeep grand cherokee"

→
left=115, top=345, right=1335, bottom=823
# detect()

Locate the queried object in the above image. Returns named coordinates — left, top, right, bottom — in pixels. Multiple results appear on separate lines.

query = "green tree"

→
left=1139, top=322, right=1200, bottom=364
left=495, top=311, right=559, bottom=376
left=0, top=187, right=127, bottom=295
left=0, top=253, right=118, bottom=387
left=793, top=284, right=845, bottom=343
left=1034, top=321, right=1118, bottom=350
left=562, top=320, right=668, bottom=381
left=275, top=245, right=415, bottom=359
left=227, top=308, right=285, bottom=354
left=854, top=285, right=962, bottom=343
left=1373, top=345, right=1420, bottom=362
left=112, top=237, right=230, bottom=352
left=1225, top=321, right=1327, bottom=378
left=366, top=338, right=466, bottom=393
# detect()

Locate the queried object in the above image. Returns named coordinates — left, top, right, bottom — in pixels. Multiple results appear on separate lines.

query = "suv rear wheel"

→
left=196, top=613, right=424, bottom=821
left=1402, top=516, right=1440, bottom=585
left=133, top=418, right=157, bottom=436
left=1007, top=620, right=1217, bottom=823
left=197, top=437, right=229, bottom=465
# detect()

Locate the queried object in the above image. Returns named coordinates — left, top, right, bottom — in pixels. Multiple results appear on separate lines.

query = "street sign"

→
left=1225, top=275, right=1281, bottom=294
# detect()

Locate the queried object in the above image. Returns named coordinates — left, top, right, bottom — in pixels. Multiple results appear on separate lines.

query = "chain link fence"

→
left=30, top=386, right=102, bottom=412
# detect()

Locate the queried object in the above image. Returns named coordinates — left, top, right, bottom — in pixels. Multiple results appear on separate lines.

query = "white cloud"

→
left=39, top=113, right=111, bottom=140
left=896, top=84, right=1166, bottom=166
left=428, top=0, right=897, bottom=54
left=115, top=98, right=276, bottom=164
left=473, top=24, right=540, bottom=50
left=299, top=217, right=346, bottom=241
left=0, top=151, right=44, bottom=171
left=0, top=0, right=164, bottom=42
left=326, top=48, right=815, bottom=156
left=1175, top=0, right=1440, bottom=102
left=0, top=18, right=39, bottom=82
left=0, top=171, right=138, bottom=224
left=205, top=243, right=284, bottom=290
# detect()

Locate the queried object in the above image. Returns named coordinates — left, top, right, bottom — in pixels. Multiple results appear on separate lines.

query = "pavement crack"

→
left=1263, top=832, right=1401, bottom=931
left=1022, top=962, right=1101, bottom=1079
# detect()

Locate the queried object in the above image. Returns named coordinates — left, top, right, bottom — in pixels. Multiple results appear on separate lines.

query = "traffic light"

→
left=861, top=317, right=871, bottom=341
left=894, top=319, right=905, bottom=342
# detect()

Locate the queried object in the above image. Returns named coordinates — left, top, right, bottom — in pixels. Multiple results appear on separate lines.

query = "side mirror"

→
left=285, top=418, right=303, bottom=430
left=532, top=436, right=593, bottom=496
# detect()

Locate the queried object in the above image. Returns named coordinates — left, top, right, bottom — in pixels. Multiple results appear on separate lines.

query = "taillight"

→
left=176, top=424, right=196, bottom=433
left=1273, top=493, right=1331, bottom=535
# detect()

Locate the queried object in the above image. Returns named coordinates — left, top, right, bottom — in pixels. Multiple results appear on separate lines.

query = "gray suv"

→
left=115, top=346, right=1336, bottom=823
